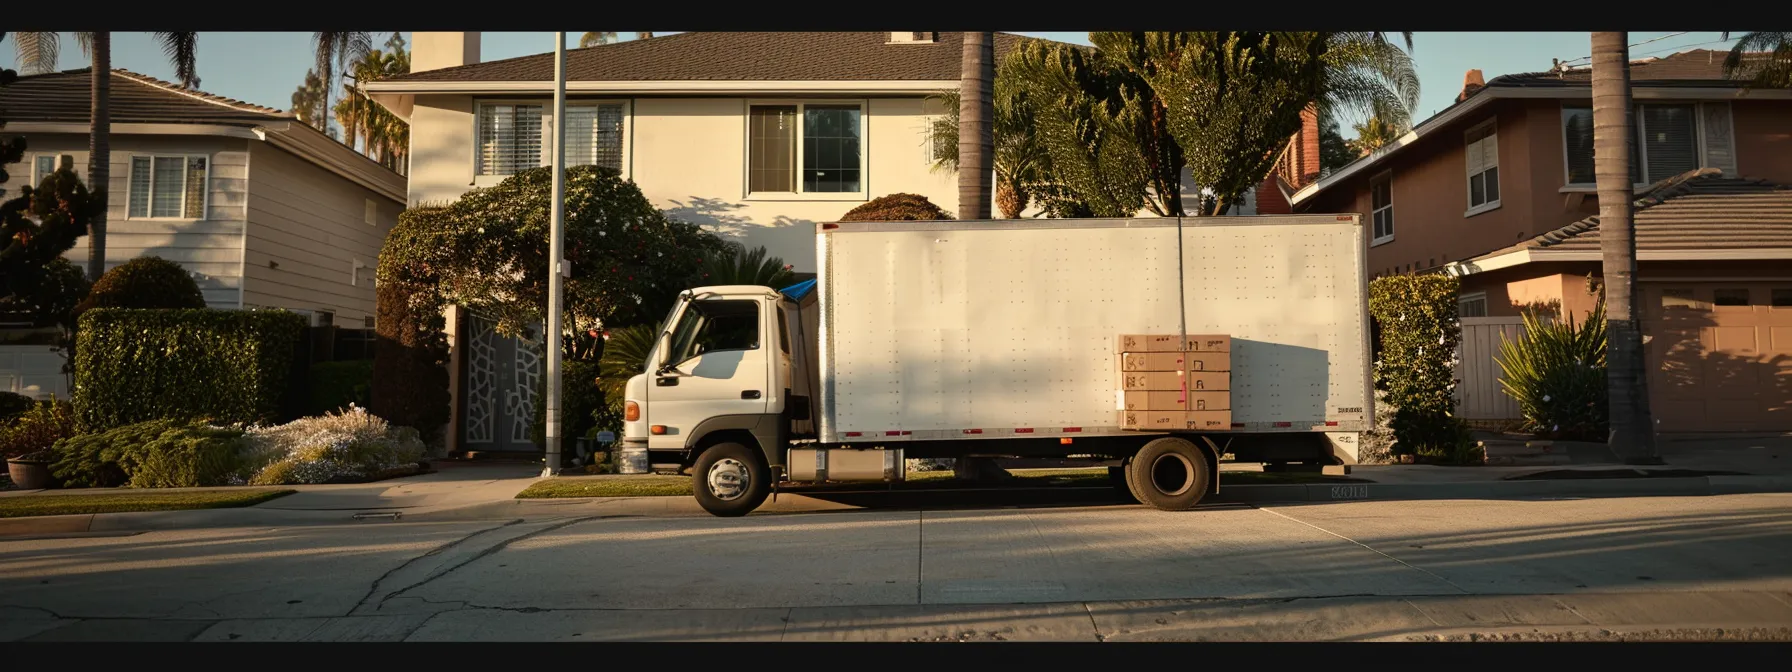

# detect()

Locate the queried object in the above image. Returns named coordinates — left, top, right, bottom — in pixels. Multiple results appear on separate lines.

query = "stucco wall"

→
left=1734, top=99, right=1792, bottom=184
left=403, top=94, right=958, bottom=273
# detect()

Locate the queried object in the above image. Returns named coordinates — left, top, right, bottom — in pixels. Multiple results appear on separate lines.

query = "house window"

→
left=127, top=155, right=208, bottom=219
left=747, top=102, right=866, bottom=196
left=1370, top=172, right=1394, bottom=245
left=927, top=117, right=955, bottom=165
left=563, top=103, right=626, bottom=172
left=1562, top=102, right=1730, bottom=187
left=1465, top=120, right=1500, bottom=213
left=32, top=154, right=73, bottom=186
left=476, top=103, right=544, bottom=176
left=1458, top=292, right=1488, bottom=318
left=364, top=199, right=378, bottom=226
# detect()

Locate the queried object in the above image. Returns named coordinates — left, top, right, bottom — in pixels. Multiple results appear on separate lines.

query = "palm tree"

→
left=1349, top=115, right=1404, bottom=155
left=1590, top=32, right=1657, bottom=464
left=312, top=32, right=375, bottom=144
left=636, top=32, right=655, bottom=40
left=958, top=32, right=996, bottom=221
left=580, top=32, right=618, bottom=48
left=290, top=68, right=335, bottom=139
left=1720, top=32, right=1791, bottom=89
left=11, top=32, right=200, bottom=282
left=699, top=244, right=796, bottom=288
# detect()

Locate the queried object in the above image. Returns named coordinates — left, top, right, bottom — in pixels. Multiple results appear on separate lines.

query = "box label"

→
left=1184, top=351, right=1230, bottom=372
left=1182, top=410, right=1233, bottom=431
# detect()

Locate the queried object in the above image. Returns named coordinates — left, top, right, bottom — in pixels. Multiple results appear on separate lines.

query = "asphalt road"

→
left=3, top=493, right=1791, bottom=641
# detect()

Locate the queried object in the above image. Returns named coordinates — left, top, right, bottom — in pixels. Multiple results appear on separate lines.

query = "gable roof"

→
left=379, top=32, right=1042, bottom=84
left=1293, top=49, right=1786, bottom=207
left=1453, top=169, right=1792, bottom=271
left=0, top=68, right=292, bottom=125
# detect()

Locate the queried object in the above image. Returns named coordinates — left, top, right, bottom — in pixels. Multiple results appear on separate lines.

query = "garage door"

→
left=1642, top=283, right=1792, bottom=432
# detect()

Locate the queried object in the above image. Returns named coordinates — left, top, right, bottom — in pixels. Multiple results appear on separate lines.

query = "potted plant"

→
left=7, top=449, right=56, bottom=490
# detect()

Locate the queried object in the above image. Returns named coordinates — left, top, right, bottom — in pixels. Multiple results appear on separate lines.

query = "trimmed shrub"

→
left=74, top=256, right=206, bottom=314
left=1497, top=300, right=1608, bottom=441
left=51, top=419, right=252, bottom=488
left=371, top=208, right=454, bottom=451
left=0, top=391, right=34, bottom=423
left=241, top=407, right=426, bottom=485
left=1367, top=275, right=1471, bottom=458
left=307, top=360, right=374, bottom=416
left=839, top=193, right=953, bottom=222
left=1, top=398, right=74, bottom=461
left=74, top=308, right=307, bottom=432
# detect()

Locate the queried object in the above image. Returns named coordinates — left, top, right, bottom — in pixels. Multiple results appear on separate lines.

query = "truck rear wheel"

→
left=693, top=442, right=771, bottom=517
left=1126, top=437, right=1211, bottom=511
left=1110, top=463, right=1140, bottom=503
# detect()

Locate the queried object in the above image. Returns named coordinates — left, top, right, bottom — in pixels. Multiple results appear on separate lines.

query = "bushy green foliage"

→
left=597, top=323, right=656, bottom=408
left=0, top=391, right=33, bottom=423
left=531, top=359, right=605, bottom=448
left=74, top=256, right=206, bottom=314
left=1368, top=275, right=1470, bottom=457
left=1, top=398, right=74, bottom=461
left=307, top=360, right=374, bottom=416
left=372, top=207, right=452, bottom=449
left=1497, top=300, right=1608, bottom=441
left=242, top=408, right=426, bottom=484
left=74, top=308, right=306, bottom=432
left=51, top=419, right=253, bottom=488
left=698, top=243, right=797, bottom=287
left=838, top=193, right=954, bottom=222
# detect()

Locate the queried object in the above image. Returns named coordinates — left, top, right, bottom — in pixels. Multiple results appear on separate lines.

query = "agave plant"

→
left=1495, top=301, right=1608, bottom=441
left=699, top=243, right=796, bottom=288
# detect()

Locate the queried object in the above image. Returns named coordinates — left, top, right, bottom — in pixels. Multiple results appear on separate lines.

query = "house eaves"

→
left=1289, top=83, right=1790, bottom=208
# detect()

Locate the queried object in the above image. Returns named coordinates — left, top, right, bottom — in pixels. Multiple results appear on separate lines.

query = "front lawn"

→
left=516, top=476, right=693, bottom=499
left=0, top=489, right=296, bottom=518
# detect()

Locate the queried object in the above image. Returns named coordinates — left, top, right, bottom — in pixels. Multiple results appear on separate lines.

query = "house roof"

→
left=1292, top=49, right=1783, bottom=207
left=381, top=32, right=1041, bottom=84
left=0, top=68, right=292, bottom=125
left=1460, top=169, right=1792, bottom=267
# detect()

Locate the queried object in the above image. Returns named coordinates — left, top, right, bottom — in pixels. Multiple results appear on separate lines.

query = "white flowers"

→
left=240, top=409, right=425, bottom=485
left=1542, top=394, right=1551, bottom=402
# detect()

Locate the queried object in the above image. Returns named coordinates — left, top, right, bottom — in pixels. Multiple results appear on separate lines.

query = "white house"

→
left=0, top=68, right=407, bottom=399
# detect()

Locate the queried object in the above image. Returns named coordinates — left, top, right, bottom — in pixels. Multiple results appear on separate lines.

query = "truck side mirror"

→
left=655, top=331, right=673, bottom=372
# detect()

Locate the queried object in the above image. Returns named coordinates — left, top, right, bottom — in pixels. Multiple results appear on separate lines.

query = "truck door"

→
left=647, top=297, right=772, bottom=452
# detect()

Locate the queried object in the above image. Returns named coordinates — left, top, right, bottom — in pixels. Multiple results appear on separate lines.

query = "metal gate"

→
left=461, top=313, right=542, bottom=452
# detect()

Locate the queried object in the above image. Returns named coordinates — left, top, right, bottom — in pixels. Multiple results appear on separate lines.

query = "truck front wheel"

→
left=693, top=442, right=771, bottom=517
left=1127, top=438, right=1212, bottom=511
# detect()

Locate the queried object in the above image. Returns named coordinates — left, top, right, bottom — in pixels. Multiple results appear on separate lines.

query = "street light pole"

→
left=542, top=32, right=568, bottom=478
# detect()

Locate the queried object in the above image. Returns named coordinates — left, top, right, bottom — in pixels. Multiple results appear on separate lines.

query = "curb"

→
left=1212, top=475, right=1792, bottom=505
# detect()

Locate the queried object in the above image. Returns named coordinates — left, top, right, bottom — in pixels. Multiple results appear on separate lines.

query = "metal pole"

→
left=542, top=33, right=568, bottom=478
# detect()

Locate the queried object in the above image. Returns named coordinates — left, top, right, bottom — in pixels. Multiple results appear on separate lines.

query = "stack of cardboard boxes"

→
left=1116, top=334, right=1232, bottom=431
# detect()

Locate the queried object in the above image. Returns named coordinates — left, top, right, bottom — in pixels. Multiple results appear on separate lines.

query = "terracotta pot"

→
left=7, top=459, right=54, bottom=490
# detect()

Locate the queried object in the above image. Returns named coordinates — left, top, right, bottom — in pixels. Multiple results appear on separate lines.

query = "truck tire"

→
left=1126, top=437, right=1211, bottom=511
left=693, top=442, right=771, bottom=517
left=1110, top=464, right=1140, bottom=504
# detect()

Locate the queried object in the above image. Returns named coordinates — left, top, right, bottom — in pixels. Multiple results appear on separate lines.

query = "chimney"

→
left=412, top=32, right=481, bottom=73
left=1458, top=69, right=1485, bottom=102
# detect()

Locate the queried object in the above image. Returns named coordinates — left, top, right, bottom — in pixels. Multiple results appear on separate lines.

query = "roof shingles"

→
left=1473, top=170, right=1792, bottom=261
left=0, top=68, right=291, bottom=125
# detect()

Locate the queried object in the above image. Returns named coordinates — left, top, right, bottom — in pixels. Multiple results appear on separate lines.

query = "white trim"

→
left=1457, top=291, right=1490, bottom=318
left=364, top=79, right=959, bottom=95
left=1368, top=170, right=1394, bottom=246
left=743, top=99, right=870, bottom=201
left=124, top=153, right=211, bottom=221
left=1454, top=247, right=1792, bottom=275
left=1463, top=117, right=1501, bottom=214
left=6, top=121, right=263, bottom=138
left=1291, top=84, right=1791, bottom=207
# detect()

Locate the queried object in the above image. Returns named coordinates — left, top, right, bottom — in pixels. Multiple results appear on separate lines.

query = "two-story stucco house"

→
left=1291, top=50, right=1792, bottom=433
left=361, top=31, right=1073, bottom=276
left=0, top=68, right=407, bottom=399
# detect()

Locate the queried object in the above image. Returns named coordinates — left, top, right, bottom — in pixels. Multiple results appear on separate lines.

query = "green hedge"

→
left=1367, top=275, right=1474, bottom=461
left=74, top=308, right=307, bottom=432
left=308, top=360, right=374, bottom=416
left=531, top=359, right=605, bottom=449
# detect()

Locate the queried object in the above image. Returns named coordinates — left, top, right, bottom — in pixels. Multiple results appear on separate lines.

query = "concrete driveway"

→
left=3, top=494, right=1791, bottom=641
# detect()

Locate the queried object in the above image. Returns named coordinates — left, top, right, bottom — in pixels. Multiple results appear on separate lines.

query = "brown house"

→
left=1289, top=49, right=1792, bottom=433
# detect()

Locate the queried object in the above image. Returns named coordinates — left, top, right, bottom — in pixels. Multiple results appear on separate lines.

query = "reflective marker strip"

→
left=1015, top=428, right=1034, bottom=434
left=1325, top=421, right=1339, bottom=427
left=1274, top=422, right=1293, bottom=428
left=1062, top=427, right=1083, bottom=433
left=963, top=429, right=983, bottom=435
left=844, top=432, right=863, bottom=437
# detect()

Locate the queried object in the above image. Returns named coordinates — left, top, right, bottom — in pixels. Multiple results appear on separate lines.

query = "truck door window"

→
left=668, top=299, right=760, bottom=366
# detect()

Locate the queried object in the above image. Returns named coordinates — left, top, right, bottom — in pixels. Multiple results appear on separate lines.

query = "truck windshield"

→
left=666, top=299, right=760, bottom=366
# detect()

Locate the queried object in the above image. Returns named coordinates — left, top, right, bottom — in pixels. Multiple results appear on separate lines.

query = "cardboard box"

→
left=1122, top=391, right=1212, bottom=411
left=1120, top=371, right=1186, bottom=391
left=1182, top=335, right=1232, bottom=352
left=1116, top=334, right=1184, bottom=353
left=1184, top=371, right=1230, bottom=391
left=1120, top=352, right=1187, bottom=372
left=1182, top=410, right=1233, bottom=431
left=1183, top=351, right=1230, bottom=372
left=1119, top=409, right=1181, bottom=430
left=1185, top=391, right=1230, bottom=411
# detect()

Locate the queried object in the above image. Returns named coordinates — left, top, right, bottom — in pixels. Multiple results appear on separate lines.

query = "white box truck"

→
left=621, top=215, right=1373, bottom=516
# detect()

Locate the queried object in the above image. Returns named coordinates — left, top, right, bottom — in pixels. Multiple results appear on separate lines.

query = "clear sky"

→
left=4, top=31, right=1736, bottom=139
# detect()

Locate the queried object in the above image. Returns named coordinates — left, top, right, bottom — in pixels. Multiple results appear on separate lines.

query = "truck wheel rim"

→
left=708, top=458, right=751, bottom=501
left=1149, top=453, right=1195, bottom=497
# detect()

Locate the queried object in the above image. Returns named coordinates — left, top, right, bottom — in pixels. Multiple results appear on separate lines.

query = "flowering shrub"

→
left=1367, top=275, right=1471, bottom=458
left=243, top=406, right=425, bottom=485
left=2, top=398, right=75, bottom=461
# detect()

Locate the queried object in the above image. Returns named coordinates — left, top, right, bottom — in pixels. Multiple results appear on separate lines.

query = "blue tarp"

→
left=779, top=278, right=817, bottom=301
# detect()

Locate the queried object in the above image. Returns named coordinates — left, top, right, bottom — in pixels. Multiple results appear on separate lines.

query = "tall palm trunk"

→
left=957, top=32, right=995, bottom=221
left=1591, top=32, right=1658, bottom=463
left=87, top=32, right=110, bottom=282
